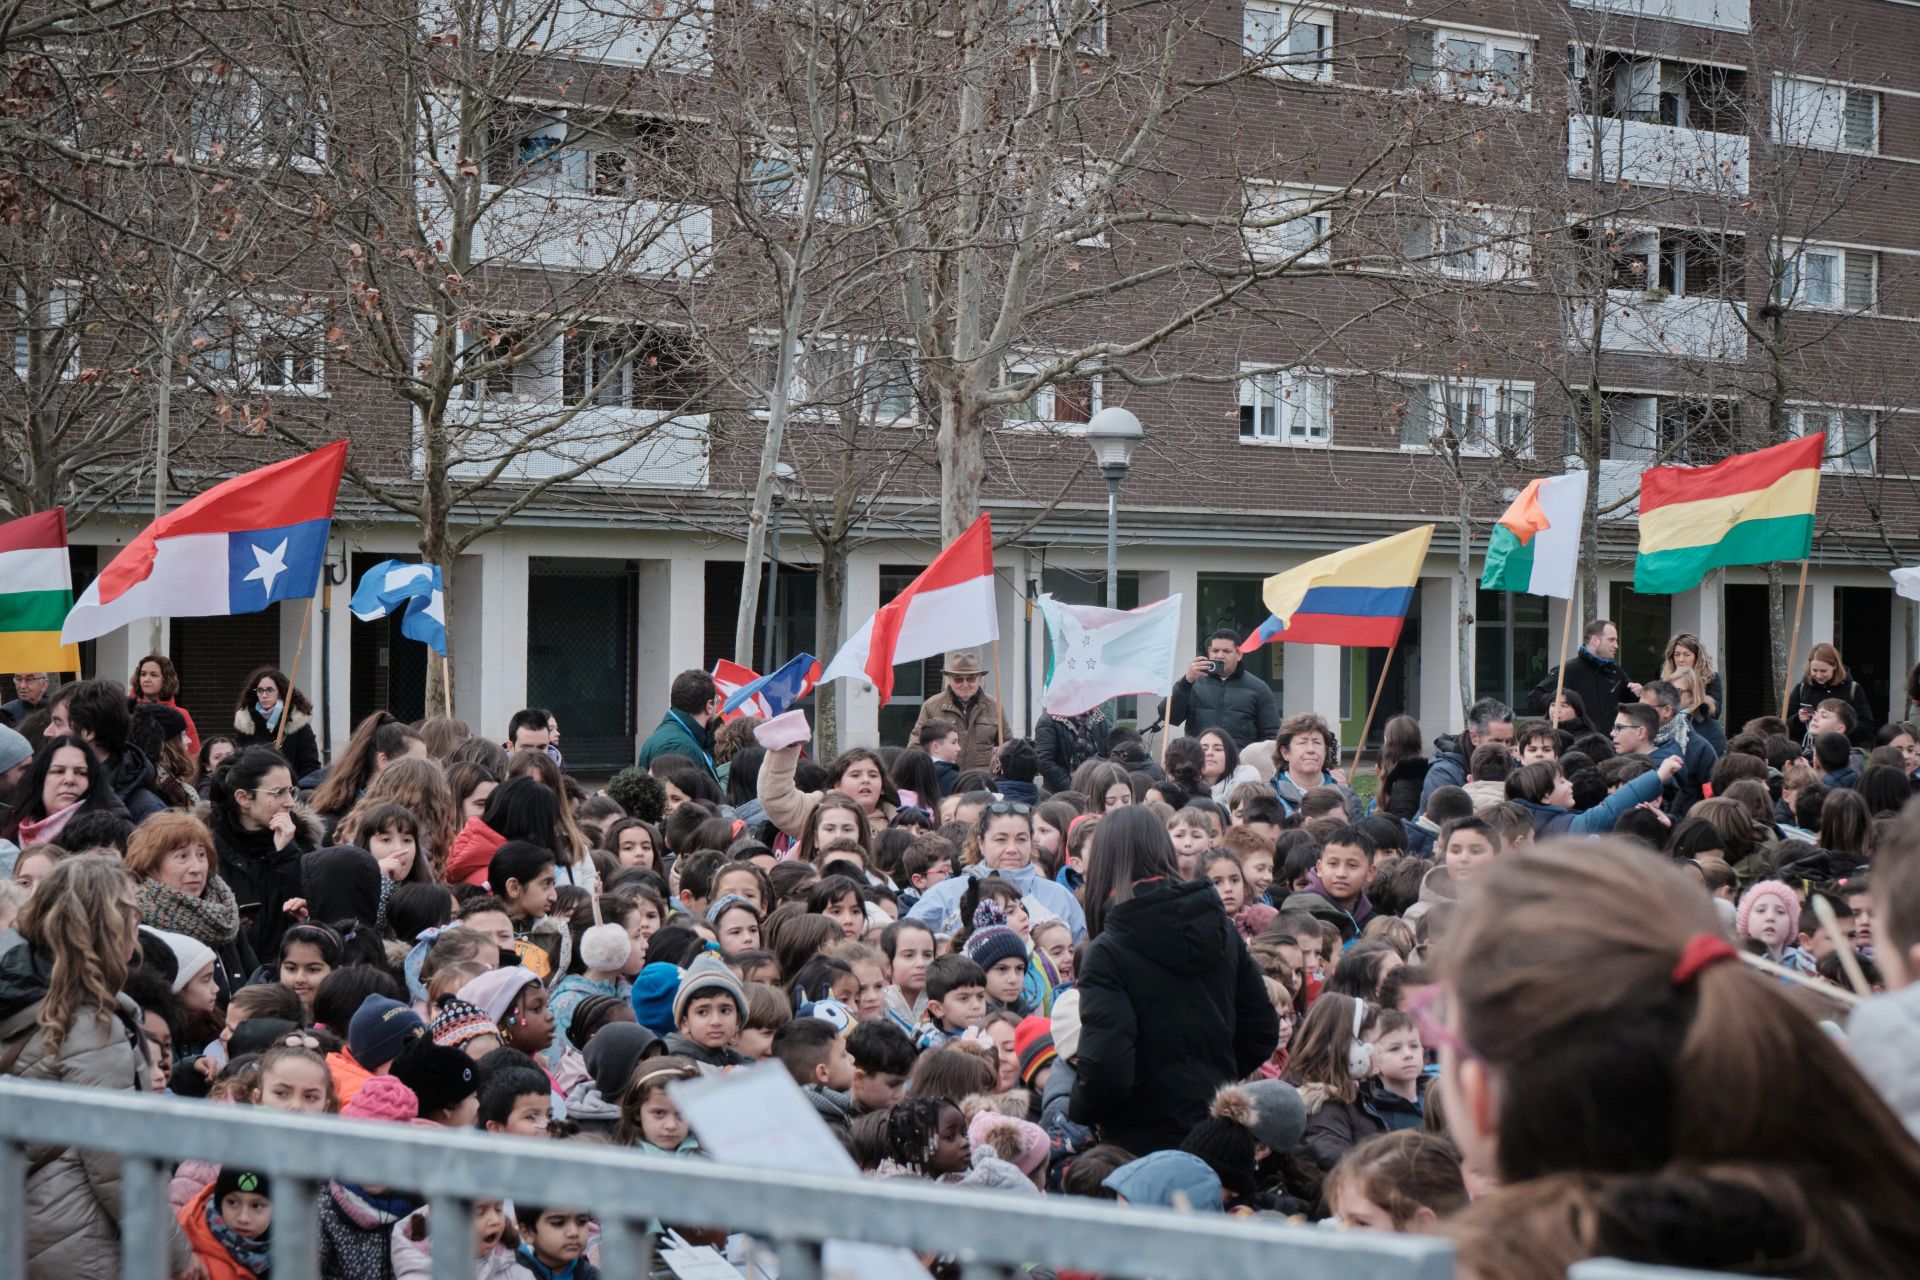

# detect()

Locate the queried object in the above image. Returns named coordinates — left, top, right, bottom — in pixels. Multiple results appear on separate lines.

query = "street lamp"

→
left=1085, top=407, right=1143, bottom=609
left=761, top=461, right=797, bottom=674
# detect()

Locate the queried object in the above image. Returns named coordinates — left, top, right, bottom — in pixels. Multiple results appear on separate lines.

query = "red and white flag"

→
left=711, top=659, right=774, bottom=721
left=820, top=514, right=998, bottom=704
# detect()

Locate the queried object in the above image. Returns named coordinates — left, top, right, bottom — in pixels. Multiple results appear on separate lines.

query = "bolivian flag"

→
left=1241, top=525, right=1435, bottom=650
left=1482, top=472, right=1587, bottom=599
left=0, top=508, right=80, bottom=672
left=1634, top=435, right=1823, bottom=595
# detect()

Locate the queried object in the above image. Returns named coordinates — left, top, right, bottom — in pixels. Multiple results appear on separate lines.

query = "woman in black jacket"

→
left=202, top=745, right=318, bottom=961
left=231, top=665, right=322, bottom=782
left=1786, top=643, right=1878, bottom=746
left=1068, top=807, right=1279, bottom=1155
left=1035, top=710, right=1111, bottom=794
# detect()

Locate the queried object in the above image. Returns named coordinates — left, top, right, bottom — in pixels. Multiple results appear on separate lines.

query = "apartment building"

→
left=14, top=0, right=1920, bottom=764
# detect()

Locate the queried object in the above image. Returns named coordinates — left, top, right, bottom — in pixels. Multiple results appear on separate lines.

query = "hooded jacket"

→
left=1068, top=878, right=1278, bottom=1155
left=445, top=816, right=509, bottom=887
left=178, top=1181, right=266, bottom=1280
left=1167, top=666, right=1280, bottom=751
left=1302, top=867, right=1373, bottom=928
left=101, top=743, right=167, bottom=821
left=1416, top=734, right=1470, bottom=816
left=0, top=937, right=193, bottom=1279
left=905, top=859, right=1088, bottom=942
left=233, top=705, right=323, bottom=781
left=200, top=799, right=318, bottom=961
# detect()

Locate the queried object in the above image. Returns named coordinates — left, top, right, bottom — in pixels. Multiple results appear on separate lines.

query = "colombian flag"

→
left=1240, top=525, right=1435, bottom=650
left=1633, top=435, right=1823, bottom=595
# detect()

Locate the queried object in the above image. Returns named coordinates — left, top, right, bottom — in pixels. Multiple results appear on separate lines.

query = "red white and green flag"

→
left=0, top=508, right=80, bottom=673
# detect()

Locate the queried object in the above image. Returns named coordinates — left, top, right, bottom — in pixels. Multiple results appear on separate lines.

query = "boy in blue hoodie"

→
left=513, top=1205, right=598, bottom=1280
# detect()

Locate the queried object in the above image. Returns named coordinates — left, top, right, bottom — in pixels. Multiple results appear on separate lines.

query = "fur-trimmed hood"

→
left=234, top=706, right=311, bottom=737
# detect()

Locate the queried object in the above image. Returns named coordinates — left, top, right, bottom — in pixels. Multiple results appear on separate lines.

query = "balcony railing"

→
left=1567, top=115, right=1750, bottom=195
left=1569, top=0, right=1749, bottom=33
left=1567, top=291, right=1749, bottom=362
left=431, top=406, right=710, bottom=488
left=460, top=189, right=712, bottom=276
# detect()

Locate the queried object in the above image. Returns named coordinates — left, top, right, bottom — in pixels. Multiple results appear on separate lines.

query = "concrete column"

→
left=1418, top=574, right=1465, bottom=737
left=1807, top=578, right=1837, bottom=664
left=92, top=624, right=135, bottom=690
left=276, top=593, right=321, bottom=700
left=316, top=568, right=354, bottom=758
left=1281, top=642, right=1344, bottom=728
left=837, top=553, right=883, bottom=749
left=633, top=551, right=706, bottom=746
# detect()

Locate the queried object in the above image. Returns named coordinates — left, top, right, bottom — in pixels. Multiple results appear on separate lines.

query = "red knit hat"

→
left=1013, top=1015, right=1056, bottom=1088
left=342, top=1075, right=420, bottom=1124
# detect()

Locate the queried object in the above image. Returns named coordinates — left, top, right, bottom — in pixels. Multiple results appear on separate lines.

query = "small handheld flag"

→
left=350, top=560, right=448, bottom=656
left=722, top=653, right=822, bottom=718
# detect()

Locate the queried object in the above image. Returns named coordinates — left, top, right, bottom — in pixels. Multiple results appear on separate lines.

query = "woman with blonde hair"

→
left=1786, top=641, right=1876, bottom=745
left=1659, top=632, right=1722, bottom=724
left=1666, top=666, right=1725, bottom=755
left=0, top=856, right=194, bottom=1277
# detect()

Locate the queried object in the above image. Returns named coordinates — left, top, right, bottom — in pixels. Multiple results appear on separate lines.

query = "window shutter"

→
left=1844, top=90, right=1877, bottom=151
left=1844, top=252, right=1875, bottom=310
left=1400, top=382, right=1430, bottom=448
left=1237, top=373, right=1259, bottom=438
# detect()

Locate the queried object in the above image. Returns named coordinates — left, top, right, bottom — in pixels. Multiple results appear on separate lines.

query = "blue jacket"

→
left=998, top=779, right=1043, bottom=806
left=1650, top=730, right=1717, bottom=816
left=1514, top=766, right=1665, bottom=837
left=907, top=859, right=1088, bottom=941
left=1417, top=736, right=1469, bottom=815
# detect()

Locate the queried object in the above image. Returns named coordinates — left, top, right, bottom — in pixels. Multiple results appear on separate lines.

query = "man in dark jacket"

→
left=637, top=670, right=720, bottom=782
left=1167, top=630, right=1279, bottom=750
left=1, top=671, right=48, bottom=727
left=1525, top=618, right=1637, bottom=728
left=46, top=678, right=165, bottom=820
left=1416, top=698, right=1513, bottom=815
left=1069, top=877, right=1278, bottom=1155
left=1639, top=681, right=1718, bottom=815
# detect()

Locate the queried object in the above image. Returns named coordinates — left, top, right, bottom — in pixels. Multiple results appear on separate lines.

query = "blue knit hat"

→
left=630, top=962, right=683, bottom=1036
left=964, top=901, right=1028, bottom=975
left=348, top=994, right=425, bottom=1070
left=1103, top=1150, right=1223, bottom=1212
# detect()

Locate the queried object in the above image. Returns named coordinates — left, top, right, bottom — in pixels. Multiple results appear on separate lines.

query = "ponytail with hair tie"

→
left=1671, top=934, right=1737, bottom=986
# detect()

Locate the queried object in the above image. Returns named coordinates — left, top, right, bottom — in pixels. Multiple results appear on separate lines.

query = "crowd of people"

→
left=1, top=624, right=1919, bottom=1280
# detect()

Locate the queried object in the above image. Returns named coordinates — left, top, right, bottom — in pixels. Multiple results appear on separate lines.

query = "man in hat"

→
left=910, top=651, right=1008, bottom=773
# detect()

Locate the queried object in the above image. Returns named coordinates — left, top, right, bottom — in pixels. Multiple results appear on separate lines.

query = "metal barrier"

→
left=0, top=1079, right=1726, bottom=1280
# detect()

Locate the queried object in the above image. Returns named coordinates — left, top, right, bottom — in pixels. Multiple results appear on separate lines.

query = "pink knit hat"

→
left=343, top=1076, right=419, bottom=1124
left=1735, top=880, right=1801, bottom=942
left=967, top=1111, right=1049, bottom=1176
left=457, top=966, right=541, bottom=1026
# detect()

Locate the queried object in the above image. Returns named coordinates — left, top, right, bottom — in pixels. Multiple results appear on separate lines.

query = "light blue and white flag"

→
left=350, top=559, right=447, bottom=656
left=1038, top=593, right=1184, bottom=717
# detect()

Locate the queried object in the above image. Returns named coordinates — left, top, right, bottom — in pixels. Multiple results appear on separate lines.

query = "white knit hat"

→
left=146, top=928, right=217, bottom=994
left=1050, top=988, right=1082, bottom=1062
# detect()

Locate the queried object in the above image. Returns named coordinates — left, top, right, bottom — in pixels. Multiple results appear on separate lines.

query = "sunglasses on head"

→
left=985, top=801, right=1032, bottom=817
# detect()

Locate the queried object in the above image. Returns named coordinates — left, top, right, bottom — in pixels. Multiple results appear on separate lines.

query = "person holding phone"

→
left=1166, top=629, right=1279, bottom=751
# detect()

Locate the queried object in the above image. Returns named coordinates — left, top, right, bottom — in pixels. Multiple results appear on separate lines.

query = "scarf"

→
left=19, top=798, right=84, bottom=845
left=135, top=875, right=240, bottom=946
left=1654, top=709, right=1691, bottom=754
left=206, top=1196, right=273, bottom=1277
left=1056, top=711, right=1108, bottom=762
left=255, top=700, right=284, bottom=732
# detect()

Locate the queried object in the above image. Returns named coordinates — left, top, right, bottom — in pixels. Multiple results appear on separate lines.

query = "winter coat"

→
left=1361, top=1078, right=1426, bottom=1132
left=179, top=1181, right=266, bottom=1280
left=911, top=687, right=1009, bottom=773
left=1301, top=867, right=1373, bottom=928
left=661, top=1033, right=747, bottom=1074
left=1035, top=713, right=1111, bottom=793
left=391, top=1205, right=535, bottom=1280
left=1166, top=667, right=1280, bottom=751
left=1463, top=779, right=1507, bottom=814
left=1068, top=878, right=1278, bottom=1155
left=1296, top=1082, right=1387, bottom=1172
left=201, top=799, right=319, bottom=962
left=1209, top=763, right=1265, bottom=804
left=1511, top=766, right=1665, bottom=837
left=757, top=743, right=898, bottom=841
left=561, top=1077, right=622, bottom=1138
left=1273, top=770, right=1362, bottom=822
left=1525, top=646, right=1633, bottom=728
left=445, top=816, right=508, bottom=887
left=170, top=1158, right=219, bottom=1216
left=1416, top=736, right=1470, bottom=816
left=101, top=743, right=168, bottom=820
left=906, top=859, right=1088, bottom=941
left=1848, top=983, right=1920, bottom=1142
left=547, top=973, right=627, bottom=1069
left=233, top=705, right=323, bottom=781
left=317, top=1181, right=415, bottom=1280
left=0, top=938, right=193, bottom=1280
left=636, top=710, right=718, bottom=783
left=1377, top=757, right=1430, bottom=820
left=1787, top=676, right=1877, bottom=745
left=1650, top=730, right=1718, bottom=816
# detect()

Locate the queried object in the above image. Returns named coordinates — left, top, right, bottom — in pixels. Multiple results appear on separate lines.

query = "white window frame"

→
left=999, top=359, right=1102, bottom=428
left=1780, top=242, right=1876, bottom=313
left=1245, top=183, right=1332, bottom=263
left=1405, top=205, right=1530, bottom=280
left=752, top=333, right=918, bottom=425
left=188, top=70, right=326, bottom=170
left=1010, top=0, right=1108, bottom=54
left=746, top=150, right=868, bottom=222
left=1771, top=76, right=1879, bottom=154
left=1238, top=367, right=1332, bottom=447
left=12, top=282, right=81, bottom=382
left=1789, top=405, right=1874, bottom=475
left=456, top=318, right=565, bottom=404
left=1243, top=2, right=1332, bottom=82
left=182, top=305, right=327, bottom=395
left=1409, top=26, right=1531, bottom=105
left=1402, top=378, right=1534, bottom=457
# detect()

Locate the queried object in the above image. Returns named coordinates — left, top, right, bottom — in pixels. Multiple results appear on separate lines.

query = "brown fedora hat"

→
left=942, top=650, right=988, bottom=676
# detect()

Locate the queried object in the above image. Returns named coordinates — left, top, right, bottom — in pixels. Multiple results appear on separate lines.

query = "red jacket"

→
left=135, top=696, right=202, bottom=757
left=444, top=816, right=507, bottom=886
left=178, top=1182, right=261, bottom=1280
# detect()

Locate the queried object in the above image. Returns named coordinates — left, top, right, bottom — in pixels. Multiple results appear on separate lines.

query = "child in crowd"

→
left=847, top=1020, right=918, bottom=1115
left=391, top=1198, right=522, bottom=1280
left=1326, top=1132, right=1469, bottom=1233
left=834, top=940, right=890, bottom=1022
left=774, top=1015, right=859, bottom=1134
left=916, top=955, right=988, bottom=1049
left=180, top=1167, right=272, bottom=1280
left=1304, top=827, right=1376, bottom=928
left=513, top=1205, right=598, bottom=1280
left=1740, top=880, right=1817, bottom=974
left=344, top=802, right=425, bottom=883
left=478, top=1065, right=553, bottom=1137
left=253, top=1038, right=336, bottom=1113
left=1288, top=994, right=1387, bottom=1172
left=1359, top=1008, right=1426, bottom=1130
left=706, top=894, right=764, bottom=959
left=1439, top=817, right=1499, bottom=890
left=276, top=923, right=343, bottom=1019
left=1030, top=920, right=1075, bottom=985
left=547, top=907, right=645, bottom=1066
left=663, top=954, right=749, bottom=1071
left=487, top=842, right=559, bottom=933
left=882, top=919, right=938, bottom=1034
left=965, top=903, right=1032, bottom=1016
left=316, top=1079, right=425, bottom=1274
left=1201, top=849, right=1248, bottom=920
left=898, top=836, right=958, bottom=913
left=1464, top=745, right=1511, bottom=814
left=460, top=966, right=557, bottom=1061
left=614, top=1057, right=702, bottom=1154
left=737, top=982, right=792, bottom=1061
left=1222, top=828, right=1277, bottom=907
left=878, top=1097, right=973, bottom=1181
left=1167, top=808, right=1214, bottom=880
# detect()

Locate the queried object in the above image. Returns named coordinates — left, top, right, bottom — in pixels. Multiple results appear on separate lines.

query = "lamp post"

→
left=761, top=461, right=796, bottom=674
left=1085, top=407, right=1143, bottom=609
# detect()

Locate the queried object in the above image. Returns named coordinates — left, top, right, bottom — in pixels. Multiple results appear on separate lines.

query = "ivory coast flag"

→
left=1481, top=472, right=1587, bottom=599
left=0, top=508, right=80, bottom=672
left=1634, top=435, right=1823, bottom=594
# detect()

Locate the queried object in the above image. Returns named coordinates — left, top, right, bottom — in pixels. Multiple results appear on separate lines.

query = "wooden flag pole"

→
left=441, top=653, right=454, bottom=718
left=1551, top=581, right=1577, bottom=724
left=991, top=635, right=1007, bottom=746
left=277, top=595, right=316, bottom=749
left=1346, top=636, right=1401, bottom=786
left=1779, top=559, right=1811, bottom=721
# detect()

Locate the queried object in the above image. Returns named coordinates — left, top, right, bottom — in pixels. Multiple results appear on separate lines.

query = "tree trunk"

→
left=1767, top=559, right=1785, bottom=701
left=1456, top=491, right=1474, bottom=721
left=420, top=420, right=457, bottom=720
left=938, top=391, right=988, bottom=545
left=816, top=542, right=848, bottom=757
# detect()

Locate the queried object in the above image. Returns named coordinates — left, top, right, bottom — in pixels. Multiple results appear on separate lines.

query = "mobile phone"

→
left=1206, top=659, right=1224, bottom=676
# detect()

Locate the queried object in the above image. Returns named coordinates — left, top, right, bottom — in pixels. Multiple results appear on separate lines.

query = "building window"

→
left=256, top=316, right=324, bottom=395
left=1399, top=379, right=1533, bottom=456
left=563, top=323, right=703, bottom=411
left=1401, top=206, right=1529, bottom=279
left=1009, top=0, right=1107, bottom=53
left=1243, top=3, right=1332, bottom=81
left=1238, top=368, right=1331, bottom=445
left=753, top=335, right=917, bottom=423
left=1773, top=77, right=1879, bottom=154
left=458, top=320, right=564, bottom=402
left=11, top=283, right=80, bottom=382
left=1407, top=26, right=1530, bottom=103
left=747, top=152, right=868, bottom=220
left=487, top=112, right=684, bottom=199
left=1781, top=245, right=1875, bottom=312
left=1578, top=51, right=1745, bottom=133
left=189, top=72, right=325, bottom=167
left=1475, top=588, right=1548, bottom=711
left=1245, top=184, right=1331, bottom=262
left=1000, top=363, right=1099, bottom=426
left=1790, top=406, right=1874, bottom=475
left=1603, top=393, right=1735, bottom=465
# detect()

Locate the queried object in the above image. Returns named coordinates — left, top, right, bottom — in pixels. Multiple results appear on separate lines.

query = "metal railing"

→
left=0, top=1079, right=1719, bottom=1280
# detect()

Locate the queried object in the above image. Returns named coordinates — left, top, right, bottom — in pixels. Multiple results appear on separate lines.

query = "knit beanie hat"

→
left=1013, top=1016, right=1056, bottom=1088
left=1736, top=879, right=1801, bottom=942
left=1102, top=1150, right=1223, bottom=1212
left=672, top=953, right=746, bottom=1026
left=964, top=902, right=1028, bottom=974
left=389, top=1038, right=479, bottom=1118
left=348, top=994, right=426, bottom=1070
left=341, top=1075, right=419, bottom=1123
left=1178, top=1086, right=1261, bottom=1203
left=630, top=963, right=683, bottom=1036
left=213, top=1168, right=270, bottom=1203
left=457, top=966, right=542, bottom=1027
left=147, top=929, right=218, bottom=995
left=428, top=998, right=498, bottom=1051
left=1050, top=988, right=1082, bottom=1062
left=1237, top=1079, right=1308, bottom=1154
left=0, top=724, right=30, bottom=776
left=967, top=1110, right=1049, bottom=1176
left=584, top=1023, right=661, bottom=1098
left=579, top=923, right=634, bottom=973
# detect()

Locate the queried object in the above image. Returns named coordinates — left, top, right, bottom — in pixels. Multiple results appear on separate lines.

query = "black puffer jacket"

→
left=1526, top=647, right=1632, bottom=727
left=100, top=744, right=166, bottom=821
left=1068, top=878, right=1278, bottom=1155
left=201, top=802, right=318, bottom=961
left=1034, top=712, right=1110, bottom=793
left=232, top=706, right=323, bottom=782
left=1167, top=667, right=1279, bottom=750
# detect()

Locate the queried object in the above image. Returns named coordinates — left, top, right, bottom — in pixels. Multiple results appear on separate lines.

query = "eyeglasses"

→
left=1405, top=981, right=1486, bottom=1067
left=254, top=685, right=280, bottom=696
left=949, top=674, right=982, bottom=684
left=246, top=786, right=296, bottom=801
left=985, top=801, right=1032, bottom=817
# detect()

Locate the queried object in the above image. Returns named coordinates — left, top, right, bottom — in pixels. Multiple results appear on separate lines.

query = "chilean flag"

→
left=819, top=514, right=998, bottom=704
left=712, top=659, right=776, bottom=721
left=63, top=442, right=349, bottom=643
left=721, top=652, right=822, bottom=718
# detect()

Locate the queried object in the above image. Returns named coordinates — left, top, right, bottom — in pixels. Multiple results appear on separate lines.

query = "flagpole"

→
left=278, top=595, right=316, bottom=750
left=441, top=652, right=454, bottom=719
left=1551, top=581, right=1576, bottom=725
left=1347, top=637, right=1401, bottom=789
left=1779, top=558, right=1811, bottom=721
left=992, top=634, right=1007, bottom=746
